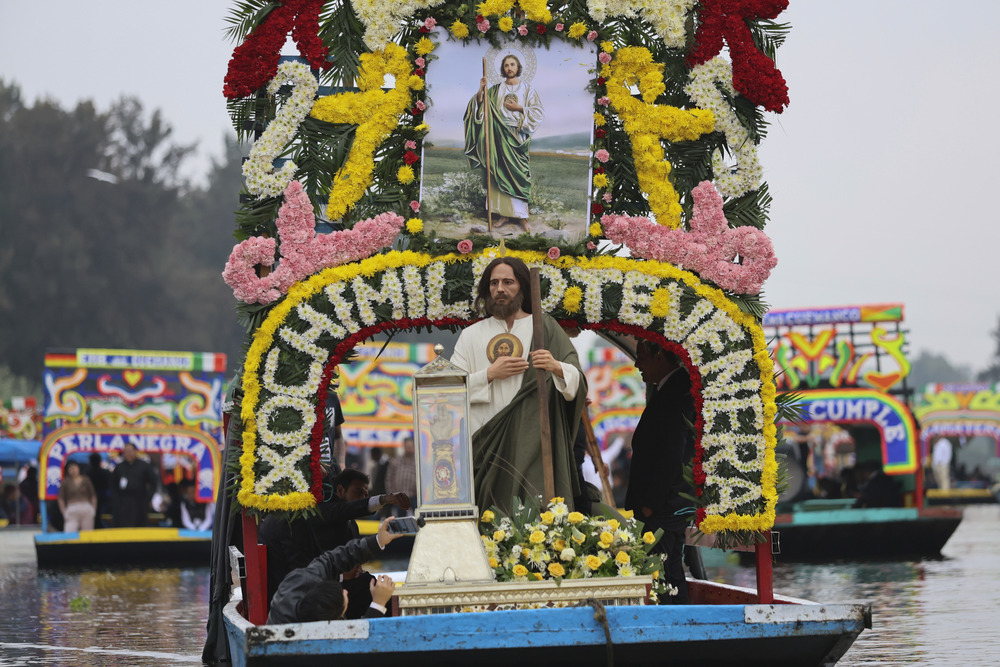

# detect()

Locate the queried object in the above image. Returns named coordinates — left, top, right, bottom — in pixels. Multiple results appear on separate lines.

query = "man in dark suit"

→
left=625, top=339, right=696, bottom=604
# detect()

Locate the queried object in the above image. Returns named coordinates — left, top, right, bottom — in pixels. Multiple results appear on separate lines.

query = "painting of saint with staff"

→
left=420, top=38, right=595, bottom=242
left=463, top=51, right=544, bottom=233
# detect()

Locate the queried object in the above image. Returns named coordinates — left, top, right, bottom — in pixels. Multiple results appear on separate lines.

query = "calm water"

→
left=1, top=505, right=998, bottom=666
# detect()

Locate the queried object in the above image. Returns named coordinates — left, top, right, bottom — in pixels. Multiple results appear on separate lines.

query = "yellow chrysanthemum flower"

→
left=650, top=287, right=671, bottom=318
left=585, top=555, right=602, bottom=570
left=615, top=550, right=630, bottom=565
left=405, top=218, right=423, bottom=234
left=498, top=16, right=513, bottom=31
left=593, top=112, right=606, bottom=127
left=643, top=531, right=656, bottom=545
left=547, top=562, right=566, bottom=577
left=568, top=22, right=587, bottom=39
left=450, top=20, right=470, bottom=38
left=529, top=530, right=546, bottom=544
left=397, top=165, right=415, bottom=184
left=481, top=510, right=495, bottom=523
left=588, top=223, right=602, bottom=237
left=601, top=40, right=615, bottom=53
left=593, top=173, right=609, bottom=189
left=563, top=286, right=583, bottom=314
left=513, top=564, right=529, bottom=577
left=415, top=37, right=436, bottom=56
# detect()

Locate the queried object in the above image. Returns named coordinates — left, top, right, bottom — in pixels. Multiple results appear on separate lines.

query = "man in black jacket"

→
left=110, top=443, right=159, bottom=527
left=624, top=339, right=696, bottom=604
left=267, top=518, right=401, bottom=624
left=259, top=468, right=410, bottom=616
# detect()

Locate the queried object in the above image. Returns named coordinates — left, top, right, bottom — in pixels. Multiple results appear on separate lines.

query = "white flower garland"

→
left=243, top=61, right=318, bottom=198
left=586, top=0, right=697, bottom=49
left=243, top=254, right=775, bottom=523
left=685, top=57, right=763, bottom=198
left=352, top=0, right=447, bottom=50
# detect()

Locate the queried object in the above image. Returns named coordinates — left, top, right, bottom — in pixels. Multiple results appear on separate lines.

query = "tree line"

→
left=0, top=80, right=245, bottom=388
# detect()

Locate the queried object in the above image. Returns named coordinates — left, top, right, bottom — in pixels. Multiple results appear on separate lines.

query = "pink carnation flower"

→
left=405, top=140, right=417, bottom=150
left=587, top=241, right=596, bottom=250
left=410, top=200, right=421, bottom=212
left=478, top=19, right=490, bottom=32
left=595, top=149, right=610, bottom=163
left=598, top=52, right=612, bottom=64
left=457, top=239, right=473, bottom=254
left=415, top=57, right=425, bottom=68
left=424, top=17, right=437, bottom=29
left=555, top=23, right=564, bottom=31
left=415, top=100, right=427, bottom=111
left=518, top=25, right=528, bottom=36
left=547, top=246, right=561, bottom=260
left=597, top=96, right=610, bottom=107
left=587, top=31, right=598, bottom=41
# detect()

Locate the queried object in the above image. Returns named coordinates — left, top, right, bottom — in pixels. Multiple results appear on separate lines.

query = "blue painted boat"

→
left=222, top=578, right=870, bottom=666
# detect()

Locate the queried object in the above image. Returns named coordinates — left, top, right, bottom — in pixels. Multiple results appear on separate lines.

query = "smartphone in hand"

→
left=386, top=517, right=420, bottom=535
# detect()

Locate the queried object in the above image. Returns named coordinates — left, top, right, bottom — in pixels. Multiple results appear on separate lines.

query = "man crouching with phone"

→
left=267, top=517, right=402, bottom=624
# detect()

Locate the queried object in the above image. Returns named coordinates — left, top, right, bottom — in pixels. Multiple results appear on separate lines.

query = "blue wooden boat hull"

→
left=223, top=581, right=870, bottom=666
left=34, top=528, right=211, bottom=568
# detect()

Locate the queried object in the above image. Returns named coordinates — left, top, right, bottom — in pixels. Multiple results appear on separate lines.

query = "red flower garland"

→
left=223, top=0, right=331, bottom=100
left=309, top=358, right=337, bottom=500
left=687, top=0, right=790, bottom=113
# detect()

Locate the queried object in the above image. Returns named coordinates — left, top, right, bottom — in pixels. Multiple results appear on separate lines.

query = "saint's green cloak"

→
left=472, top=315, right=587, bottom=515
left=463, top=84, right=532, bottom=202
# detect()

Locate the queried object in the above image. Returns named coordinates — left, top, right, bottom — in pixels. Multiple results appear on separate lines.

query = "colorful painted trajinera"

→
left=760, top=304, right=962, bottom=561
left=35, top=348, right=227, bottom=567
left=205, top=1, right=871, bottom=665
left=914, top=382, right=1000, bottom=506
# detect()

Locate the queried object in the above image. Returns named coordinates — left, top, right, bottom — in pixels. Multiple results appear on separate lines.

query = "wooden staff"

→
left=482, top=57, right=493, bottom=232
left=581, top=405, right=615, bottom=507
left=529, top=267, right=555, bottom=502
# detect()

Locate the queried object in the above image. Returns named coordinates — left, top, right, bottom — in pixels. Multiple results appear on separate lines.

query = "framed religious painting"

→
left=421, top=38, right=595, bottom=242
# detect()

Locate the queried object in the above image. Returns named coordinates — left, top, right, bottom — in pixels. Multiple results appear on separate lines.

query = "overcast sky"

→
left=1, top=1, right=997, bottom=370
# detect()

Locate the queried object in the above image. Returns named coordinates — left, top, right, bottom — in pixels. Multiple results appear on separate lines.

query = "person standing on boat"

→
left=267, top=517, right=402, bottom=624
left=450, top=257, right=586, bottom=514
left=932, top=436, right=953, bottom=492
left=110, top=443, right=158, bottom=528
left=57, top=460, right=97, bottom=532
left=625, top=339, right=696, bottom=604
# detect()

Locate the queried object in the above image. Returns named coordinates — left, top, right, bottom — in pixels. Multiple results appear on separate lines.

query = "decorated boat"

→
left=914, top=382, right=1000, bottom=506
left=202, top=1, right=872, bottom=665
left=760, top=304, right=963, bottom=561
left=34, top=348, right=226, bottom=567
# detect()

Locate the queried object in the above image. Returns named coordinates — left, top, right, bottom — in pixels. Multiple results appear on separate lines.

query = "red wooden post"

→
left=241, top=511, right=269, bottom=624
left=755, top=531, right=774, bottom=604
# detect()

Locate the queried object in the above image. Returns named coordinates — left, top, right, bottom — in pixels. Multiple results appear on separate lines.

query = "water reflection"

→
left=705, top=505, right=1000, bottom=666
left=0, top=547, right=207, bottom=666
left=1, top=505, right=997, bottom=665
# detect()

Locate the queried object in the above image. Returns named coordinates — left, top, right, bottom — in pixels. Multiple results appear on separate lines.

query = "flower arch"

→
left=237, top=250, right=778, bottom=534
